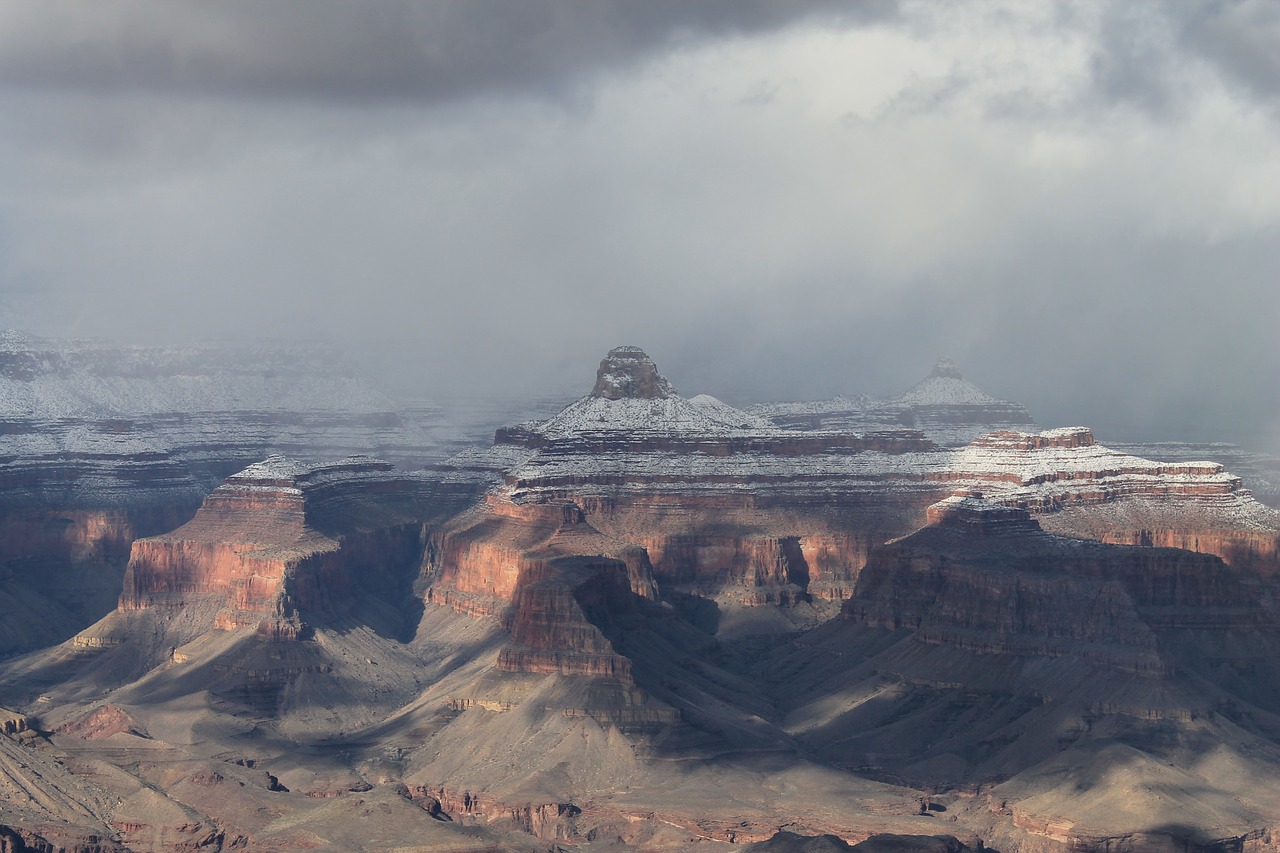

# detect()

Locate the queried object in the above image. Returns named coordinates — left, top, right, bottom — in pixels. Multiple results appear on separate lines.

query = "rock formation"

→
left=429, top=349, right=1280, bottom=633
left=117, top=455, right=435, bottom=642
left=1109, top=438, right=1280, bottom=509
left=0, top=329, right=518, bottom=657
left=845, top=491, right=1268, bottom=672
left=945, top=428, right=1280, bottom=578
left=3, top=342, right=1280, bottom=852
left=760, top=492, right=1280, bottom=853
left=429, top=346, right=952, bottom=618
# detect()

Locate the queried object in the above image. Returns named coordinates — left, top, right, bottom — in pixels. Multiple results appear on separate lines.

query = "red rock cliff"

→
left=121, top=455, right=431, bottom=638
left=844, top=493, right=1269, bottom=673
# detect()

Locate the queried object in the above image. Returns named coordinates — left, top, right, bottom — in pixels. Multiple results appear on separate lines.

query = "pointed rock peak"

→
left=930, top=357, right=963, bottom=380
left=590, top=346, right=677, bottom=400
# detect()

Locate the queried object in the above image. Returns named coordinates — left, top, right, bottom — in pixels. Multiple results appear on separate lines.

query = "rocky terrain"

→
left=1109, top=439, right=1280, bottom=509
left=2, top=344, right=1280, bottom=851
left=0, top=330, right=559, bottom=657
left=763, top=493, right=1280, bottom=853
left=431, top=348, right=1279, bottom=626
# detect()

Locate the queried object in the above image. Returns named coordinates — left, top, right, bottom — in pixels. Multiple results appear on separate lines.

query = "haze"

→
left=0, top=1, right=1276, bottom=449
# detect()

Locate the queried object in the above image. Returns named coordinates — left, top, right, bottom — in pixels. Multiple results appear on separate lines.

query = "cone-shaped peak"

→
left=930, top=357, right=963, bottom=380
left=590, top=346, right=676, bottom=400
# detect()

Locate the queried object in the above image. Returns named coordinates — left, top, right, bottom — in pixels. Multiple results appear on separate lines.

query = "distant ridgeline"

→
left=2, top=342, right=1280, bottom=853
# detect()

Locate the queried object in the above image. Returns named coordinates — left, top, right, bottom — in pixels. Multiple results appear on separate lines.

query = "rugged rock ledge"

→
left=428, top=348, right=1280, bottom=632
left=845, top=492, right=1269, bottom=672
left=119, top=455, right=435, bottom=638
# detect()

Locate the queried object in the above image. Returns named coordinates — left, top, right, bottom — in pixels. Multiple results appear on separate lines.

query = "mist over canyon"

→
left=2, top=1, right=1277, bottom=850
left=0, top=337, right=1278, bottom=851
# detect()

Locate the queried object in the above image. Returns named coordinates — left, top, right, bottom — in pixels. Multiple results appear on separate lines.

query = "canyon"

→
left=2, top=341, right=1280, bottom=852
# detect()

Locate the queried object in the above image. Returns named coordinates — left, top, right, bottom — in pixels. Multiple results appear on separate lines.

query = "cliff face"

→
left=844, top=493, right=1268, bottom=673
left=0, top=330, right=500, bottom=657
left=496, top=555, right=640, bottom=681
left=119, top=456, right=432, bottom=639
left=424, top=498, right=657, bottom=678
left=0, top=505, right=198, bottom=656
left=428, top=349, right=1280, bottom=638
left=948, top=428, right=1280, bottom=577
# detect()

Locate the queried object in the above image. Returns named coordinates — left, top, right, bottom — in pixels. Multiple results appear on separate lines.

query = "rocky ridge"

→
left=0, top=330, right=531, bottom=657
left=2, top=344, right=1280, bottom=851
left=761, top=491, right=1280, bottom=853
left=431, top=349, right=1279, bottom=625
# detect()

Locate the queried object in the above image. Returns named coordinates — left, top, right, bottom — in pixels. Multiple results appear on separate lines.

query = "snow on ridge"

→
left=749, top=360, right=1034, bottom=447
left=492, top=423, right=1275, bottom=530
left=1041, top=426, right=1093, bottom=438
left=524, top=393, right=780, bottom=438
left=891, top=375, right=1000, bottom=406
left=747, top=394, right=873, bottom=418
left=228, top=453, right=399, bottom=487
left=686, top=394, right=775, bottom=429
left=229, top=454, right=313, bottom=483
left=0, top=331, right=403, bottom=417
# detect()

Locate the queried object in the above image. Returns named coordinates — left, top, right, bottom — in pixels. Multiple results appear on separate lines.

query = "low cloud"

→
left=0, top=1, right=1275, bottom=450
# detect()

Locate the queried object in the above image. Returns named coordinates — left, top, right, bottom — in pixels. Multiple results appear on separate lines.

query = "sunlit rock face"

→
left=428, top=347, right=951, bottom=622
left=947, top=428, right=1280, bottom=577
left=120, top=455, right=434, bottom=640
left=0, top=329, right=494, bottom=655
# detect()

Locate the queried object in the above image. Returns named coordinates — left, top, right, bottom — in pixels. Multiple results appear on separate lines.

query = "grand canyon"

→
left=2, top=337, right=1279, bottom=852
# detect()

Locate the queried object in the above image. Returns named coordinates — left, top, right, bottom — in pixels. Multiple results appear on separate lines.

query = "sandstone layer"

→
left=117, top=455, right=436, bottom=643
left=429, top=348, right=1280, bottom=633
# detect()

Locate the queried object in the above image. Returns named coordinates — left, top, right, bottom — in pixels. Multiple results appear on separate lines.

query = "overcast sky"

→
left=0, top=1, right=1276, bottom=447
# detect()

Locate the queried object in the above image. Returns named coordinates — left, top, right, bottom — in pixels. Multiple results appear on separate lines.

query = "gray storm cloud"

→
left=0, top=0, right=1276, bottom=452
left=0, top=0, right=889, bottom=101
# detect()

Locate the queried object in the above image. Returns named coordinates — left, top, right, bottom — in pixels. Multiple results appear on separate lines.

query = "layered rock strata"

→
left=119, top=455, right=435, bottom=639
left=0, top=329, right=507, bottom=655
left=947, top=428, right=1280, bottom=578
left=1110, top=439, right=1280, bottom=509
left=430, top=348, right=1280, bottom=630
left=429, top=347, right=951, bottom=613
left=845, top=492, right=1269, bottom=673
left=0, top=329, right=468, bottom=475
left=760, top=492, right=1280, bottom=853
left=424, top=498, right=657, bottom=679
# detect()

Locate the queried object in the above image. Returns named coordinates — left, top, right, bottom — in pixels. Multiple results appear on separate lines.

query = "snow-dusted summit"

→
left=893, top=358, right=1000, bottom=406
left=750, top=357, right=1038, bottom=446
left=503, top=347, right=774, bottom=440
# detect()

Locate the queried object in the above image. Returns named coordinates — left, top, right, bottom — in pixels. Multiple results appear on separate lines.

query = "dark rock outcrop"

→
left=844, top=493, right=1268, bottom=673
left=590, top=345, right=676, bottom=400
